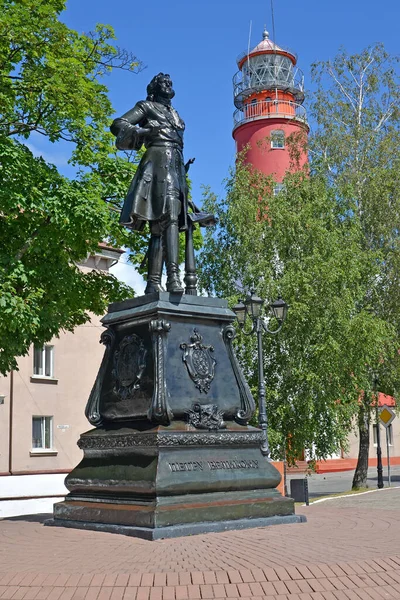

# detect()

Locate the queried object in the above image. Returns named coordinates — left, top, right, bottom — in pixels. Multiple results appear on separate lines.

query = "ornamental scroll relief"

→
left=85, top=328, right=116, bottom=427
left=78, top=431, right=264, bottom=450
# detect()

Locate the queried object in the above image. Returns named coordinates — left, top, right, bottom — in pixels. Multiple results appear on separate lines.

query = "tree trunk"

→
left=352, top=396, right=371, bottom=489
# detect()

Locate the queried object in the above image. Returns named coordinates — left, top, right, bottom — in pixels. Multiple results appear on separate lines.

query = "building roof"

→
left=378, top=392, right=396, bottom=407
left=98, top=242, right=125, bottom=255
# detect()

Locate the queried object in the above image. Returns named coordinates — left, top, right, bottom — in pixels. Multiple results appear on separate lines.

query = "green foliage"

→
left=310, top=44, right=400, bottom=395
left=0, top=0, right=144, bottom=374
left=309, top=44, right=400, bottom=484
left=199, top=44, right=400, bottom=464
left=0, top=0, right=140, bottom=152
left=198, top=155, right=399, bottom=463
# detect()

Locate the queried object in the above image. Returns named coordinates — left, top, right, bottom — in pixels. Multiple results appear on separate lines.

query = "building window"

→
left=273, top=183, right=285, bottom=196
left=32, top=416, right=53, bottom=450
left=373, top=424, right=393, bottom=446
left=33, top=346, right=54, bottom=378
left=271, top=130, right=285, bottom=149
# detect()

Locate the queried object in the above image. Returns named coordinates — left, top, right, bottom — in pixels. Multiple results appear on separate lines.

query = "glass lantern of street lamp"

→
left=232, top=302, right=246, bottom=326
left=244, top=293, right=264, bottom=319
left=269, top=297, right=288, bottom=324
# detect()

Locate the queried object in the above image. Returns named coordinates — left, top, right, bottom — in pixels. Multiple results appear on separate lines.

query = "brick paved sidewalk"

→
left=0, top=488, right=400, bottom=599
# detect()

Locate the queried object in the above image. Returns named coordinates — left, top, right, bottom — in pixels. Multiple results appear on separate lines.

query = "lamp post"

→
left=373, top=373, right=384, bottom=489
left=232, top=293, right=288, bottom=458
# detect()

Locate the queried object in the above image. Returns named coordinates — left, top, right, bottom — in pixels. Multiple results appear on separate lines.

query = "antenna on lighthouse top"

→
left=247, top=20, right=252, bottom=65
left=269, top=0, right=278, bottom=100
left=270, top=0, right=277, bottom=47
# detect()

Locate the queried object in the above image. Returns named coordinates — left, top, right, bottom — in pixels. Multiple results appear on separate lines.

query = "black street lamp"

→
left=232, top=293, right=288, bottom=458
left=373, top=373, right=384, bottom=489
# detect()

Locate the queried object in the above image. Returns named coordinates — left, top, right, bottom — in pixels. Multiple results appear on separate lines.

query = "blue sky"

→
left=28, top=0, right=400, bottom=289
left=48, top=0, right=400, bottom=202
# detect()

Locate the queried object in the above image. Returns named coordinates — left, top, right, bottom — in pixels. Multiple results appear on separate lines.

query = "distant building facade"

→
left=314, top=394, right=400, bottom=473
left=0, top=245, right=123, bottom=483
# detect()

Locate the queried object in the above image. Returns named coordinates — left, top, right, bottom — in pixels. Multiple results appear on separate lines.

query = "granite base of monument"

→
left=52, top=425, right=302, bottom=538
left=51, top=293, right=304, bottom=538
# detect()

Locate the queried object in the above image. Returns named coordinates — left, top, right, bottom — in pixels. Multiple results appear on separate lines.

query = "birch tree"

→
left=198, top=45, right=400, bottom=473
left=310, top=44, right=400, bottom=488
left=198, top=164, right=398, bottom=464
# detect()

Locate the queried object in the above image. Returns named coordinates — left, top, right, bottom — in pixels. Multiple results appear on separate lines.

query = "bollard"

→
left=290, top=478, right=309, bottom=505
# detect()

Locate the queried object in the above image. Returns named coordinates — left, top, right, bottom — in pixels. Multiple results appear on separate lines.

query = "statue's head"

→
left=146, top=73, right=175, bottom=102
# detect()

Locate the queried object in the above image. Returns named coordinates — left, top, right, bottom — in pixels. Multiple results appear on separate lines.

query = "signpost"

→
left=379, top=406, right=396, bottom=487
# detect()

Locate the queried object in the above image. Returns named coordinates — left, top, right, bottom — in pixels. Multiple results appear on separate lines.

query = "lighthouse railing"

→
left=233, top=100, right=308, bottom=129
left=233, top=68, right=305, bottom=105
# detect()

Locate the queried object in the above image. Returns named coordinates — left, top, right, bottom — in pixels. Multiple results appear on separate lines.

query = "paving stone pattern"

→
left=0, top=488, right=400, bottom=599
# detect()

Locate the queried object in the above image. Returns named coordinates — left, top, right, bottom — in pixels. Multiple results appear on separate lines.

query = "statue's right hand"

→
left=116, top=124, right=144, bottom=151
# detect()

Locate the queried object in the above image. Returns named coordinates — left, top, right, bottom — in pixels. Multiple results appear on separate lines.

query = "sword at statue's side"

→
left=183, top=157, right=218, bottom=295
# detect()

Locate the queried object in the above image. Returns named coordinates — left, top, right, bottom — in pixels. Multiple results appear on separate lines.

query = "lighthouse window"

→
left=271, top=130, right=285, bottom=149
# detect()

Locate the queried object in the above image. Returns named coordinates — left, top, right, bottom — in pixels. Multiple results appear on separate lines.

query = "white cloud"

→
left=111, top=256, right=192, bottom=297
left=111, top=260, right=146, bottom=296
left=24, top=132, right=69, bottom=168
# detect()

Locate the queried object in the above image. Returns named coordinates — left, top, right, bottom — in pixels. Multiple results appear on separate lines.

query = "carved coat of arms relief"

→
left=180, top=328, right=216, bottom=394
left=113, top=334, right=147, bottom=401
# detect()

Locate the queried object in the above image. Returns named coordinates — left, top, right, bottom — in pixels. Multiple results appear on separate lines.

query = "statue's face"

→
left=156, top=76, right=175, bottom=100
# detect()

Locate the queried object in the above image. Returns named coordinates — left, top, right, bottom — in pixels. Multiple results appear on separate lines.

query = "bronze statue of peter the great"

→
left=110, top=73, right=193, bottom=294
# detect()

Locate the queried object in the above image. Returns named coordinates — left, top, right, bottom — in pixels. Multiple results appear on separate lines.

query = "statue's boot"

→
left=144, top=235, right=163, bottom=294
left=164, top=222, right=184, bottom=293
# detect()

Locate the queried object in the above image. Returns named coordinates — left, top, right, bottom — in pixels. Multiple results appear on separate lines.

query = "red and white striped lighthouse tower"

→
left=233, top=29, right=308, bottom=189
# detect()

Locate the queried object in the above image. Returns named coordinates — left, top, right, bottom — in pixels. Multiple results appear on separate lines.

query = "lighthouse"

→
left=233, top=29, right=308, bottom=190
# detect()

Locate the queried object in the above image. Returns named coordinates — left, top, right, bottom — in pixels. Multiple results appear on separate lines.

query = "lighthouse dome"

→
left=234, top=30, right=304, bottom=109
left=237, top=29, right=297, bottom=69
left=250, top=29, right=288, bottom=56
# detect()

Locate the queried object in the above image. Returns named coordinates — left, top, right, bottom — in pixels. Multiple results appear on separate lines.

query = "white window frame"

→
left=373, top=423, right=393, bottom=446
left=33, top=345, right=54, bottom=378
left=271, top=129, right=285, bottom=149
left=273, top=183, right=285, bottom=196
left=32, top=416, right=53, bottom=451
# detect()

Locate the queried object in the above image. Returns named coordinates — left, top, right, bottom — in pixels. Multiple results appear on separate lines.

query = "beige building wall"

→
left=346, top=416, right=400, bottom=464
left=0, top=247, right=124, bottom=479
left=9, top=319, right=103, bottom=474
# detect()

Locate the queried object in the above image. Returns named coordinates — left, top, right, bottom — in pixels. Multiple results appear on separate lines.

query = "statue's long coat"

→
left=110, top=100, right=188, bottom=232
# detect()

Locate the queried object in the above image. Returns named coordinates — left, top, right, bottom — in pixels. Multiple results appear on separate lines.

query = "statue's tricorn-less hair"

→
left=146, top=73, right=171, bottom=101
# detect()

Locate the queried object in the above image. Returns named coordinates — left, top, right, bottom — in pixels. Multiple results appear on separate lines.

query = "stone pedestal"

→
left=52, top=293, right=303, bottom=538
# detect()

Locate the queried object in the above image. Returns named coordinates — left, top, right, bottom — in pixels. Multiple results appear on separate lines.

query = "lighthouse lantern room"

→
left=233, top=29, right=309, bottom=185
